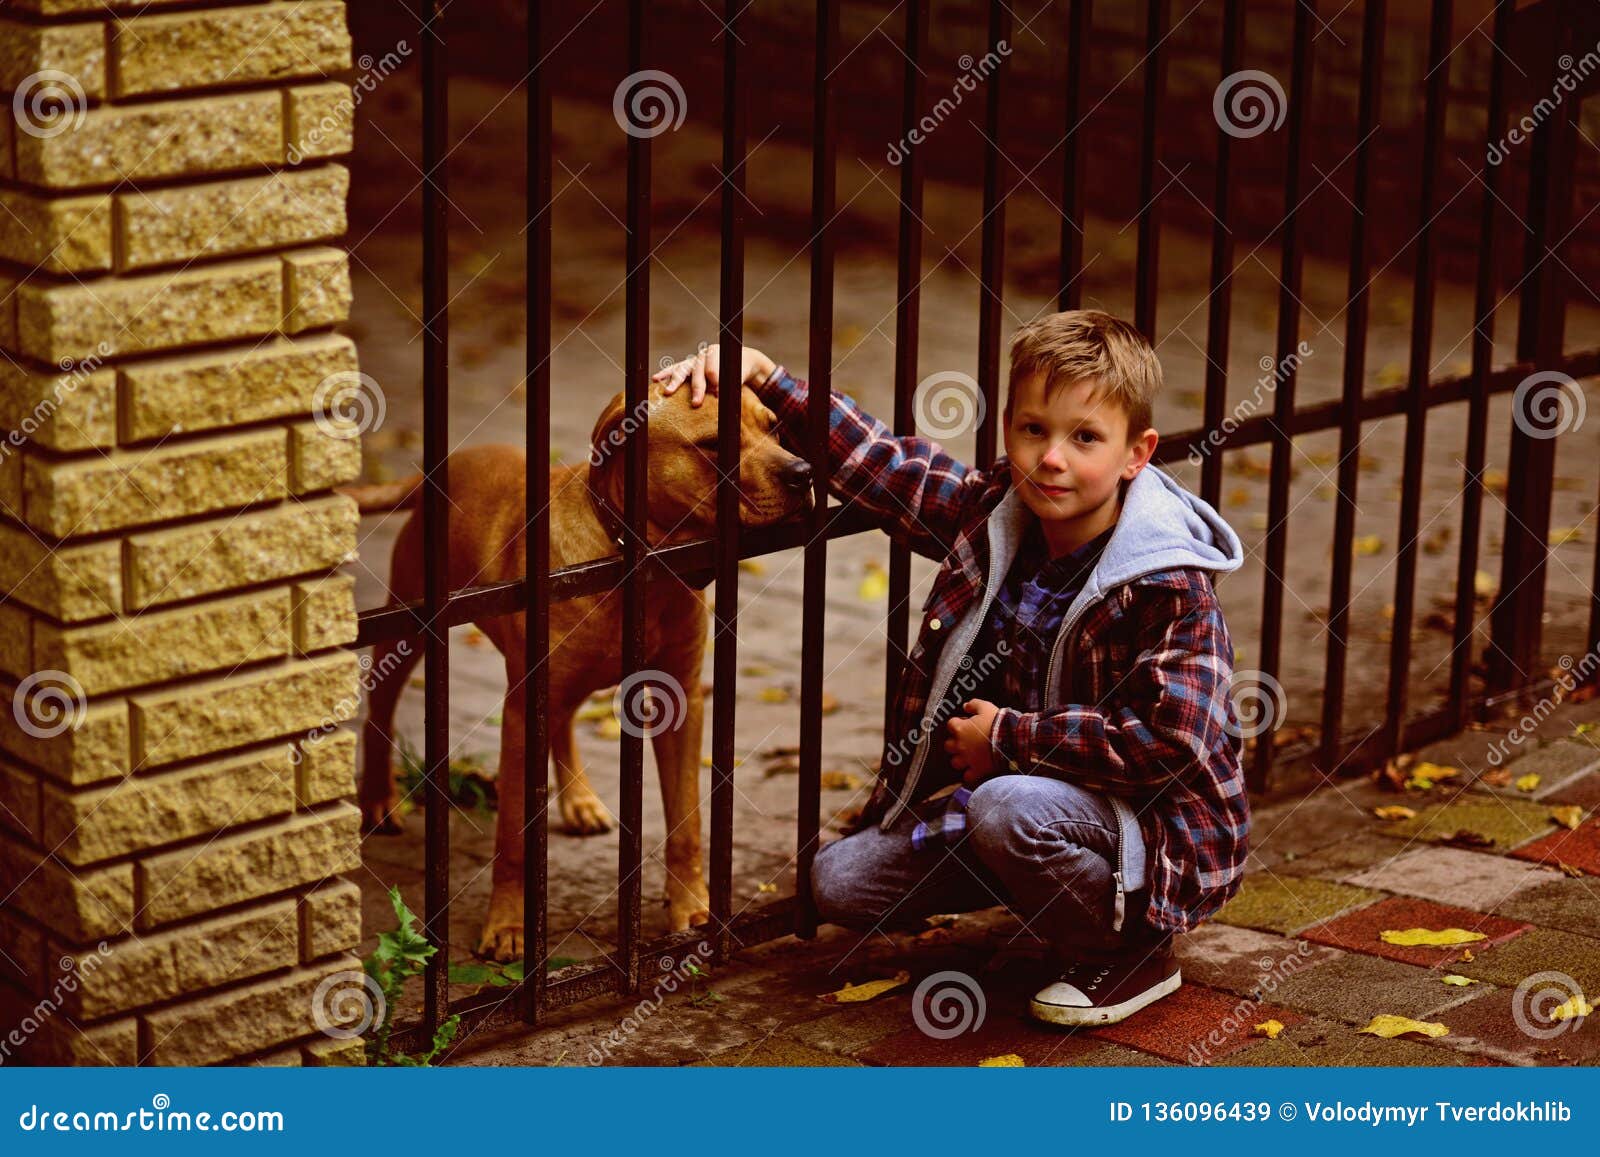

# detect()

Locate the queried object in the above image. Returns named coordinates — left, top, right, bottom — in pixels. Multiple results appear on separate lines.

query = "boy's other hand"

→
left=944, top=699, right=1001, bottom=787
left=653, top=343, right=776, bottom=407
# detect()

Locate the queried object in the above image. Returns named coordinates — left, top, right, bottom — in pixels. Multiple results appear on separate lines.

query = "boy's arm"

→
left=754, top=364, right=990, bottom=560
left=987, top=572, right=1239, bottom=801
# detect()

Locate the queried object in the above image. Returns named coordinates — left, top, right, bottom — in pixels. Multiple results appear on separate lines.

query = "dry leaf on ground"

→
left=979, top=1054, right=1025, bottom=1067
left=1379, top=928, right=1487, bottom=947
left=1253, top=1020, right=1286, bottom=1039
left=1373, top=806, right=1417, bottom=821
left=1550, top=806, right=1584, bottom=831
left=1359, top=1015, right=1450, bottom=1039
left=819, top=970, right=910, bottom=1004
left=1441, top=974, right=1479, bottom=986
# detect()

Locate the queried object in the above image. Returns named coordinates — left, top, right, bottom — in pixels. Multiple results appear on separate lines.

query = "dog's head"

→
left=587, top=380, right=814, bottom=542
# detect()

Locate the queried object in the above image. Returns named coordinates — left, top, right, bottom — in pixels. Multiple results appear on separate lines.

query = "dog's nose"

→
left=779, top=458, right=813, bottom=492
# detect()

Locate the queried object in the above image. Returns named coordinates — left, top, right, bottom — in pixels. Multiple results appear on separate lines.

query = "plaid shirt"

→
left=755, top=365, right=1248, bottom=935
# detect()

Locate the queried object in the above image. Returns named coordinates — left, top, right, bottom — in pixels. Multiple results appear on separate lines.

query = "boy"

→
left=654, top=310, right=1247, bottom=1026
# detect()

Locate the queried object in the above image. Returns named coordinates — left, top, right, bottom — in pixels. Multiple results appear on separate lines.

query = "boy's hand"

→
left=944, top=699, right=1001, bottom=787
left=653, top=343, right=776, bottom=407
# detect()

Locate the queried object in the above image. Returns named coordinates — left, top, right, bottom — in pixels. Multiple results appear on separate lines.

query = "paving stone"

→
left=1085, top=983, right=1306, bottom=1065
left=1510, top=818, right=1600, bottom=876
left=1270, top=950, right=1489, bottom=1027
left=1246, top=787, right=1384, bottom=870
left=787, top=1000, right=922, bottom=1059
left=1272, top=829, right=1411, bottom=879
left=1223, top=1014, right=1467, bottom=1067
left=1544, top=767, right=1600, bottom=810
left=1424, top=985, right=1600, bottom=1066
left=1472, top=740, right=1600, bottom=801
left=858, top=1006, right=1116, bottom=1066
left=691, top=1036, right=863, bottom=1066
left=1450, top=927, right=1600, bottom=994
left=1492, top=879, right=1600, bottom=939
left=1212, top=874, right=1382, bottom=935
left=1174, top=923, right=1342, bottom=997
left=1341, top=845, right=1565, bottom=911
left=1301, top=897, right=1531, bottom=967
left=1375, top=797, right=1557, bottom=850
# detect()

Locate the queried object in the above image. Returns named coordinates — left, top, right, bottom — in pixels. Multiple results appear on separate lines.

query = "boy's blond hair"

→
left=1005, top=310, right=1159, bottom=442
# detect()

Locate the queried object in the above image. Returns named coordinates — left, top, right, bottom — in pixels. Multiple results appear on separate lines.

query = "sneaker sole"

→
left=1028, top=968, right=1182, bottom=1027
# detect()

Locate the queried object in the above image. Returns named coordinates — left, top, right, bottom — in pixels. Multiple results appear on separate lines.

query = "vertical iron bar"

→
left=1134, top=0, right=1169, bottom=341
left=1199, top=0, right=1243, bottom=511
left=618, top=0, right=650, bottom=994
left=885, top=0, right=929, bottom=749
left=1319, top=0, right=1386, bottom=777
left=419, top=0, right=451, bottom=1034
left=974, top=0, right=1013, bottom=469
left=1248, top=0, right=1314, bottom=792
left=711, top=0, right=748, bottom=963
left=797, top=0, right=839, bottom=941
left=1058, top=0, right=1092, bottom=312
left=522, top=0, right=553, bottom=1024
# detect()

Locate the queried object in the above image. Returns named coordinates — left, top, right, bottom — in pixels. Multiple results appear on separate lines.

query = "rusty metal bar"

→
left=1248, top=0, right=1314, bottom=792
left=1318, top=0, right=1386, bottom=778
left=1198, top=0, right=1243, bottom=511
left=419, top=0, right=451, bottom=1035
left=1134, top=0, right=1169, bottom=341
left=974, top=0, right=1013, bottom=469
left=796, top=0, right=839, bottom=942
left=1058, top=0, right=1092, bottom=311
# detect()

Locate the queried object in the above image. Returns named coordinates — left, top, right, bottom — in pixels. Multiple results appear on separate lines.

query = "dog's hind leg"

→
left=357, top=633, right=423, bottom=834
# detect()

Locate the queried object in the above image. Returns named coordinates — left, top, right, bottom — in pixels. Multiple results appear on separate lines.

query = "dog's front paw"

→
left=666, top=879, right=711, bottom=932
left=477, top=885, right=525, bottom=962
left=559, top=790, right=614, bottom=835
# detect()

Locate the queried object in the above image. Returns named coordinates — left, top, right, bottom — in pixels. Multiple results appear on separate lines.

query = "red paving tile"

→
left=1087, top=983, right=1306, bottom=1064
left=1510, top=819, right=1600, bottom=876
left=858, top=1013, right=1111, bottom=1067
left=1300, top=897, right=1531, bottom=967
left=1434, top=987, right=1600, bottom=1066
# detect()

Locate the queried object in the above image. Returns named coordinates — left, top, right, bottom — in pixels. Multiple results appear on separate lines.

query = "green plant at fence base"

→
left=363, top=886, right=460, bottom=1066
left=393, top=734, right=499, bottom=819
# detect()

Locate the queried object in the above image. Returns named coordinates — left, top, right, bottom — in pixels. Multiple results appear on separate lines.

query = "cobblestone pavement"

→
left=440, top=699, right=1600, bottom=1067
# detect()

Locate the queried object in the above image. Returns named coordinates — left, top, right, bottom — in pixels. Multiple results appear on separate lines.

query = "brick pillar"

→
left=0, top=2, right=369, bottom=1066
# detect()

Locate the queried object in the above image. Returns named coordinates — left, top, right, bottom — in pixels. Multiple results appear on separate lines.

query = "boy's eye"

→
left=1076, top=430, right=1099, bottom=443
left=1023, top=422, right=1046, bottom=437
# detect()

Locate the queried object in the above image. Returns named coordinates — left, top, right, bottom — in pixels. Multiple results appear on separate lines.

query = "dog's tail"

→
left=335, top=472, right=424, bottom=514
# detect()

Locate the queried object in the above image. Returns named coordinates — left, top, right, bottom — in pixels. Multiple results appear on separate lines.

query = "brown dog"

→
left=339, top=382, right=812, bottom=961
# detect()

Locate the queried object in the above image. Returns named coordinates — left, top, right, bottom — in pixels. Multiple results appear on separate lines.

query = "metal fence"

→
left=357, top=0, right=1600, bottom=1051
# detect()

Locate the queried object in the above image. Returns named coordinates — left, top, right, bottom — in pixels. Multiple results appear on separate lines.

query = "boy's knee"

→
left=966, top=776, right=1052, bottom=860
left=809, top=837, right=868, bottom=927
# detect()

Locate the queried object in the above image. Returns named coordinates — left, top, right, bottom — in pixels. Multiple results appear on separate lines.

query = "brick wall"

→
left=0, top=1, right=368, bottom=1066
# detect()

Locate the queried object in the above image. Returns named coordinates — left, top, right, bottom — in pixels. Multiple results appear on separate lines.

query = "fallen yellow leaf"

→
left=1412, top=762, right=1460, bottom=782
left=756, top=882, right=777, bottom=893
left=1559, top=861, right=1588, bottom=878
left=1358, top=1014, right=1450, bottom=1039
left=577, top=699, right=613, bottom=722
left=858, top=561, right=889, bottom=601
left=1550, top=805, right=1584, bottom=831
left=1551, top=994, right=1594, bottom=1021
left=1441, top=974, right=1479, bottom=986
left=1380, top=928, right=1488, bottom=947
left=820, top=691, right=840, bottom=714
left=1353, top=534, right=1384, bottom=556
left=738, top=558, right=766, bottom=575
left=595, top=716, right=623, bottom=740
left=759, top=686, right=789, bottom=703
left=979, top=1054, right=1024, bottom=1067
left=1515, top=773, right=1541, bottom=792
left=1550, top=526, right=1584, bottom=546
left=1253, top=1020, right=1286, bottom=1039
left=820, top=770, right=864, bottom=791
left=1373, top=805, right=1417, bottom=821
left=1474, top=570, right=1497, bottom=598
left=1459, top=948, right=1475, bottom=962
left=819, top=970, right=910, bottom=1004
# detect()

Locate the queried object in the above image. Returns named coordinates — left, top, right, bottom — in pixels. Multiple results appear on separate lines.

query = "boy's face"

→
left=1004, top=371, right=1158, bottom=536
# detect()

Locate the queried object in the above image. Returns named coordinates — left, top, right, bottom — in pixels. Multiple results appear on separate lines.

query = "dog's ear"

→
left=586, top=391, right=630, bottom=508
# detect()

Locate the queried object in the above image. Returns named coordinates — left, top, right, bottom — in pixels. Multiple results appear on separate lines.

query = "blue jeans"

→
left=812, top=776, right=1166, bottom=962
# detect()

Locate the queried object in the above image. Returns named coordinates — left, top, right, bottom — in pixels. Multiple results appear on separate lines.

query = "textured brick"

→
left=57, top=901, right=299, bottom=1019
left=0, top=831, right=133, bottom=940
left=137, top=803, right=361, bottom=927
left=118, top=166, right=349, bottom=271
left=251, top=1048, right=304, bottom=1066
left=8, top=0, right=193, bottom=11
left=296, top=726, right=356, bottom=808
left=292, top=572, right=357, bottom=654
left=121, top=333, right=357, bottom=441
left=0, top=361, right=118, bottom=451
left=0, top=983, right=137, bottom=1066
left=0, top=907, right=46, bottom=995
left=1212, top=874, right=1382, bottom=936
left=0, top=188, right=113, bottom=273
left=13, top=91, right=283, bottom=189
left=282, top=246, right=352, bottom=332
left=0, top=602, right=31, bottom=679
left=302, top=1035, right=366, bottom=1065
left=286, top=82, right=355, bottom=162
left=131, top=652, right=359, bottom=769
left=0, top=759, right=42, bottom=843
left=113, top=3, right=351, bottom=98
left=1342, top=845, right=1566, bottom=911
left=141, top=955, right=362, bottom=1065
left=0, top=527, right=118, bottom=621
left=289, top=419, right=361, bottom=491
left=127, top=495, right=358, bottom=610
left=21, top=428, right=285, bottom=536
left=15, top=257, right=282, bottom=362
left=1302, top=896, right=1531, bottom=968
left=0, top=19, right=108, bottom=100
left=31, top=588, right=291, bottom=696
left=43, top=745, right=296, bottom=864
left=300, top=877, right=362, bottom=961
left=0, top=699, right=129, bottom=786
